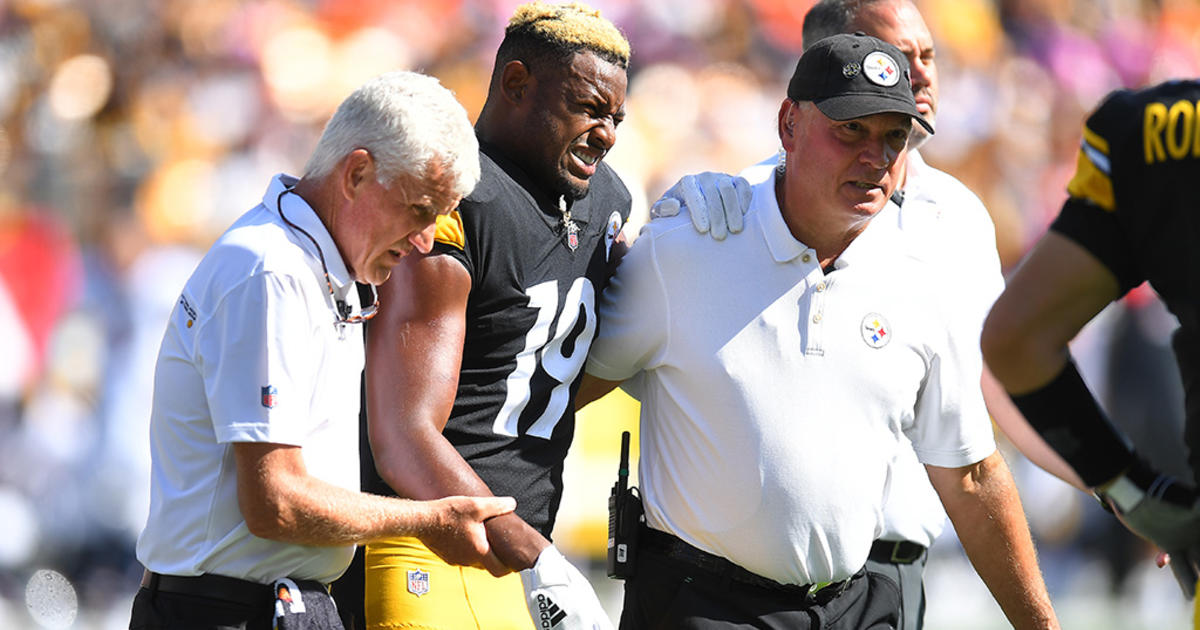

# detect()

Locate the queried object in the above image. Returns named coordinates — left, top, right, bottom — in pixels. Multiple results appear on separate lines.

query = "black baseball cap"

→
left=787, top=32, right=934, bottom=134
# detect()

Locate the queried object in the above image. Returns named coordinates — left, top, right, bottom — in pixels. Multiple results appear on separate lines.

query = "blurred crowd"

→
left=1, top=0, right=1199, bottom=627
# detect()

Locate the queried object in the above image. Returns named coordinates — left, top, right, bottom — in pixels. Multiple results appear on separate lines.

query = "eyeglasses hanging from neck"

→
left=276, top=187, right=379, bottom=325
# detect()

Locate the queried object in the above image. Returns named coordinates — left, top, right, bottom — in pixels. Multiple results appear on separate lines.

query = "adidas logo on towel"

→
left=536, top=593, right=568, bottom=628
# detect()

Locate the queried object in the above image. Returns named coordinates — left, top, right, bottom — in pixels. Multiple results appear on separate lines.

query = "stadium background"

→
left=0, top=0, right=1198, bottom=627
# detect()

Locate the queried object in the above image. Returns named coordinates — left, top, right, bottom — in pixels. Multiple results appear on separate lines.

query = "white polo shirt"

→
left=136, top=174, right=365, bottom=584
left=586, top=172, right=995, bottom=585
left=740, top=151, right=1005, bottom=548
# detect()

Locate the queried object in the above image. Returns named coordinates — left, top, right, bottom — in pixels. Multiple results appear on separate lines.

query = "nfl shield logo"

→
left=567, top=231, right=579, bottom=250
left=261, top=386, right=277, bottom=408
left=407, top=569, right=430, bottom=597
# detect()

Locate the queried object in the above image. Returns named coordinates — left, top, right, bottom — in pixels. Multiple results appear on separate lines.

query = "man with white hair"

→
left=130, top=71, right=515, bottom=630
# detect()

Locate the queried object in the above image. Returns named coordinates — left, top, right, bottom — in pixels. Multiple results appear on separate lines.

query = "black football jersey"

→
left=1051, top=79, right=1200, bottom=478
left=364, top=143, right=630, bottom=537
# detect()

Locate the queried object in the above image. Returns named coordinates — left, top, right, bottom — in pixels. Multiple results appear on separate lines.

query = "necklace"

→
left=560, top=197, right=579, bottom=251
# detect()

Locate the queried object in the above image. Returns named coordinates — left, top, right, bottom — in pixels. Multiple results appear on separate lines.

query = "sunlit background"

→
left=1, top=0, right=1199, bottom=627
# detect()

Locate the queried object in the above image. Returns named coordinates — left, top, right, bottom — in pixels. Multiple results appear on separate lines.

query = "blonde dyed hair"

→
left=501, top=2, right=630, bottom=69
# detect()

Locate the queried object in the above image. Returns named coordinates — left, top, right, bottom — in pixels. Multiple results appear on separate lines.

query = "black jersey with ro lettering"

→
left=1050, top=79, right=1200, bottom=478
left=365, top=142, right=630, bottom=537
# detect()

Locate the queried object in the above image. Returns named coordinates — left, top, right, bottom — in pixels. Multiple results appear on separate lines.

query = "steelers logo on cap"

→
left=863, top=51, right=901, bottom=87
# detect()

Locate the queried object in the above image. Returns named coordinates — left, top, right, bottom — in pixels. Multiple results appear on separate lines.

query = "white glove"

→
left=519, top=545, right=614, bottom=630
left=650, top=172, right=752, bottom=240
left=1099, top=462, right=1200, bottom=597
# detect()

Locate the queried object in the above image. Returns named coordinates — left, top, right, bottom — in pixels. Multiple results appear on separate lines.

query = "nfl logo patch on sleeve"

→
left=261, top=386, right=278, bottom=408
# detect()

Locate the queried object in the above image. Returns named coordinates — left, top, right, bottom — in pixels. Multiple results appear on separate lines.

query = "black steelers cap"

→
left=787, top=32, right=934, bottom=134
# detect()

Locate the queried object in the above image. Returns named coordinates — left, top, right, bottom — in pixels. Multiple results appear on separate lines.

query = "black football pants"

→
left=619, top=544, right=900, bottom=629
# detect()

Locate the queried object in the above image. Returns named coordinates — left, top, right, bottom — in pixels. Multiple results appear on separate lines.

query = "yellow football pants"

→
left=1193, top=576, right=1199, bottom=629
left=365, top=537, right=534, bottom=630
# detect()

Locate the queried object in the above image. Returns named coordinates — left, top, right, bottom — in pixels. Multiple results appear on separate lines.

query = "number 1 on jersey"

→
left=493, top=277, right=597, bottom=439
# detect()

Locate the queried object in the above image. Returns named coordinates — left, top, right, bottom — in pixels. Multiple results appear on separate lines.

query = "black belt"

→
left=867, top=539, right=926, bottom=565
left=640, top=526, right=853, bottom=602
left=141, top=570, right=276, bottom=606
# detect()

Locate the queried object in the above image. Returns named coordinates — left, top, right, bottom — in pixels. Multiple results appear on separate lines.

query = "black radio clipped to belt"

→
left=607, top=430, right=643, bottom=579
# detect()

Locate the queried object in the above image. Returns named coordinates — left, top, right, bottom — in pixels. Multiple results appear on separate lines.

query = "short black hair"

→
left=803, top=0, right=891, bottom=51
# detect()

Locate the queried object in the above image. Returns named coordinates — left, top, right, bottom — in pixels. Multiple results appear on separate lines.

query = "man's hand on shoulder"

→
left=650, top=172, right=751, bottom=240
left=520, top=545, right=614, bottom=630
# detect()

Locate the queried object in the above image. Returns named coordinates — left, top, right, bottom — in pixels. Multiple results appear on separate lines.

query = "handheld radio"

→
left=606, top=430, right=642, bottom=579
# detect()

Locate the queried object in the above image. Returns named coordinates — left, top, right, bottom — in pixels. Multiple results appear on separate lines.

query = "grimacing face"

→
left=520, top=50, right=627, bottom=200
left=853, top=0, right=938, bottom=146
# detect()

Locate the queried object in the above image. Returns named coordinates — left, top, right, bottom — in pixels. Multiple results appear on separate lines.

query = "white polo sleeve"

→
left=196, top=271, right=319, bottom=446
left=586, top=228, right=670, bottom=381
left=907, top=290, right=996, bottom=469
left=950, top=191, right=1005, bottom=323
left=902, top=165, right=1006, bottom=328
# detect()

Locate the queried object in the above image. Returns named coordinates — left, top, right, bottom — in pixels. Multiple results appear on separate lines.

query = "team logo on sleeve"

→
left=604, top=210, right=624, bottom=261
left=179, top=295, right=198, bottom=329
left=861, top=313, right=892, bottom=349
left=406, top=569, right=430, bottom=597
left=261, top=386, right=278, bottom=408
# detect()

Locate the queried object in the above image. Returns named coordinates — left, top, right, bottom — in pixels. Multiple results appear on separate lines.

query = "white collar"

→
left=754, top=173, right=809, bottom=264
left=753, top=172, right=895, bottom=270
left=902, top=149, right=929, bottom=199
left=263, top=174, right=355, bottom=292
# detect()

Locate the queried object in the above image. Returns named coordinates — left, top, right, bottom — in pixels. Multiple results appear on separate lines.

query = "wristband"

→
left=1009, top=359, right=1135, bottom=486
left=1098, top=474, right=1144, bottom=513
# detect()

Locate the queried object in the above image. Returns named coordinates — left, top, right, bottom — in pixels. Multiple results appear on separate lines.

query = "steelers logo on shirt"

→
left=604, top=210, right=624, bottom=261
left=861, top=313, right=892, bottom=349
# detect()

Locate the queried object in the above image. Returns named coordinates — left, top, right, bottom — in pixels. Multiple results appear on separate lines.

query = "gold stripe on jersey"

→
left=1067, top=128, right=1115, bottom=212
left=1082, top=126, right=1109, bottom=155
left=434, top=211, right=465, bottom=250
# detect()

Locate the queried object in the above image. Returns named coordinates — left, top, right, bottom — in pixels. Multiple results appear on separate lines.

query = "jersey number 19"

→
left=493, top=277, right=597, bottom=439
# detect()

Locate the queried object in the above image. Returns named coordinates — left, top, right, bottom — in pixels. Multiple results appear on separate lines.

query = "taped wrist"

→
left=1010, top=359, right=1135, bottom=487
left=1120, top=458, right=1198, bottom=506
